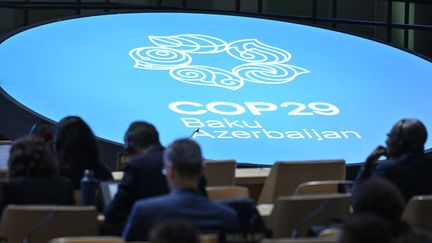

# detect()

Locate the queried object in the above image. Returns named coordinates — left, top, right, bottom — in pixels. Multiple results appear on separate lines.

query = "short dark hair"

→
left=8, top=136, right=59, bottom=178
left=338, top=214, right=392, bottom=243
left=352, top=178, right=405, bottom=222
left=149, top=219, right=200, bottom=243
left=164, top=138, right=202, bottom=178
left=124, top=121, right=160, bottom=150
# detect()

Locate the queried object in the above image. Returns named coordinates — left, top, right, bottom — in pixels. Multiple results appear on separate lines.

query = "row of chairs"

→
left=203, top=159, right=346, bottom=204
left=1, top=189, right=431, bottom=242
left=49, top=235, right=335, bottom=243
left=1, top=158, right=430, bottom=242
left=208, top=185, right=432, bottom=236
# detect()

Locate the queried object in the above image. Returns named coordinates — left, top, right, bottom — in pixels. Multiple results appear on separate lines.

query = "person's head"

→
left=337, top=214, right=392, bottom=243
left=124, top=121, right=160, bottom=156
left=149, top=219, right=200, bottom=243
left=8, top=136, right=58, bottom=178
left=54, top=116, right=100, bottom=168
left=352, top=178, right=405, bottom=223
left=163, top=138, right=202, bottom=189
left=386, top=118, right=427, bottom=158
left=29, top=121, right=55, bottom=143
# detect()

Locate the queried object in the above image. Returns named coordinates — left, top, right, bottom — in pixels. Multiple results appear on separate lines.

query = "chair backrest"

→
left=203, top=160, right=236, bottom=186
left=0, top=205, right=98, bottom=243
left=258, top=160, right=345, bottom=204
left=206, top=186, right=249, bottom=200
left=402, top=195, right=432, bottom=232
left=49, top=236, right=125, bottom=243
left=294, top=180, right=354, bottom=195
left=111, top=171, right=124, bottom=181
left=269, top=194, right=352, bottom=238
left=200, top=234, right=219, bottom=243
left=262, top=238, right=335, bottom=243
left=318, top=228, right=341, bottom=240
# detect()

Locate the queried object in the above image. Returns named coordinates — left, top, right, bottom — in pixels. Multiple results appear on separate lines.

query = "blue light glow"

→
left=1, top=13, right=431, bottom=164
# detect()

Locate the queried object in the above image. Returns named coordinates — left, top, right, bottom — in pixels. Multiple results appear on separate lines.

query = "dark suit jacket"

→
left=122, top=188, right=238, bottom=241
left=0, top=176, right=75, bottom=215
left=355, top=153, right=432, bottom=201
left=104, top=145, right=169, bottom=223
left=104, top=145, right=208, bottom=224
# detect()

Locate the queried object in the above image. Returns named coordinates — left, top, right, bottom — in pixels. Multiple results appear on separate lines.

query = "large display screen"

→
left=1, top=13, right=431, bottom=164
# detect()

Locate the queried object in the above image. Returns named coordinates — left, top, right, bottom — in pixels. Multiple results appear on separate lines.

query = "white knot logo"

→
left=130, top=34, right=309, bottom=90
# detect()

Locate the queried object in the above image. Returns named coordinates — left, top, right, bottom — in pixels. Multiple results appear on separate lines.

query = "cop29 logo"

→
left=129, top=34, right=309, bottom=91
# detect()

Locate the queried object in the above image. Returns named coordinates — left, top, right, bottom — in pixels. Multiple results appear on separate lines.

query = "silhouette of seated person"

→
left=149, top=219, right=200, bottom=243
left=105, top=121, right=169, bottom=224
left=0, top=136, right=75, bottom=215
left=54, top=116, right=112, bottom=189
left=355, top=118, right=432, bottom=201
left=122, top=138, right=238, bottom=241
left=347, top=178, right=432, bottom=243
left=337, top=214, right=393, bottom=243
left=29, top=121, right=55, bottom=151
left=105, top=121, right=207, bottom=225
left=219, top=198, right=266, bottom=232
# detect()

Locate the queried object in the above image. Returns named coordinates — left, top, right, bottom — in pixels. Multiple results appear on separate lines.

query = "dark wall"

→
left=0, top=89, right=123, bottom=170
left=0, top=133, right=8, bottom=140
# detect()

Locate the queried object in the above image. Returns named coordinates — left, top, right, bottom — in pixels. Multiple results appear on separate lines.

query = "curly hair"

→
left=8, top=136, right=59, bottom=178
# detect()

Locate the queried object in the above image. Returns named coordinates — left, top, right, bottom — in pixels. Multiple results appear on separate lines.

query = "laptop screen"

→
left=100, top=180, right=120, bottom=208
left=0, top=141, right=12, bottom=171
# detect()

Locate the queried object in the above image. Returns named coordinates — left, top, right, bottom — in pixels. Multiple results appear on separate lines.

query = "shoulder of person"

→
left=133, top=193, right=171, bottom=211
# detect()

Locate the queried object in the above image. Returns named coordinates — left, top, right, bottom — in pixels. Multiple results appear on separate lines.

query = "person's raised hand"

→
left=365, top=145, right=387, bottom=168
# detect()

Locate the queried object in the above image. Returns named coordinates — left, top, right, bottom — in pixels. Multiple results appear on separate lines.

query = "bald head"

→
left=386, top=119, right=427, bottom=157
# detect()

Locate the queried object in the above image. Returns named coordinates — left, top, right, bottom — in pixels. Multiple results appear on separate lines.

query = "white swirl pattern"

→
left=170, top=66, right=244, bottom=90
left=130, top=47, right=191, bottom=70
left=227, top=39, right=291, bottom=63
left=149, top=34, right=227, bottom=54
left=130, top=34, right=309, bottom=90
left=233, top=63, right=309, bottom=84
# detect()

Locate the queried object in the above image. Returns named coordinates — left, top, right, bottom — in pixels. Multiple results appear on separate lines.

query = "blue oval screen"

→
left=1, top=13, right=432, bottom=164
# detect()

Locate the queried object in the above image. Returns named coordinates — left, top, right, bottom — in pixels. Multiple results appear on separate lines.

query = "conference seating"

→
left=203, top=159, right=236, bottom=186
left=125, top=234, right=218, bottom=243
left=49, top=236, right=125, bottom=243
left=206, top=186, right=249, bottom=200
left=268, top=194, right=352, bottom=238
left=111, top=171, right=123, bottom=180
left=200, top=234, right=219, bottom=243
left=294, top=180, right=354, bottom=195
left=402, top=195, right=432, bottom=232
left=258, top=160, right=346, bottom=204
left=262, top=238, right=335, bottom=243
left=317, top=228, right=341, bottom=240
left=0, top=205, right=98, bottom=243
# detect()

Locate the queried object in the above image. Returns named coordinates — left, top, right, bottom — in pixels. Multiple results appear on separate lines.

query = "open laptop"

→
left=100, top=180, right=120, bottom=208
left=0, top=141, right=12, bottom=171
